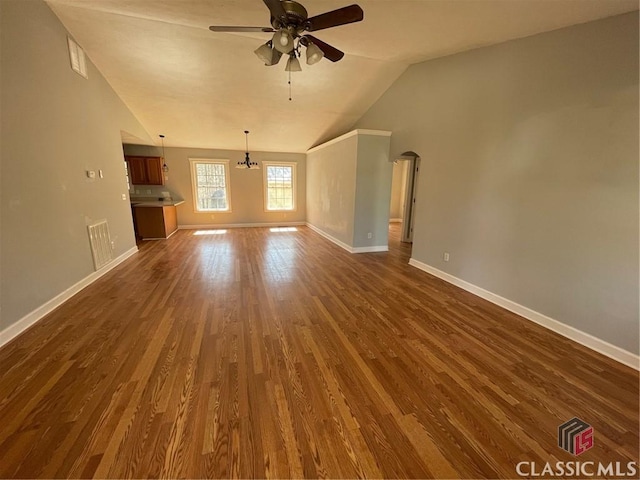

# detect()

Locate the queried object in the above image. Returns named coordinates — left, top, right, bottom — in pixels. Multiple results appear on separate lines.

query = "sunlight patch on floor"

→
left=193, top=229, right=227, bottom=235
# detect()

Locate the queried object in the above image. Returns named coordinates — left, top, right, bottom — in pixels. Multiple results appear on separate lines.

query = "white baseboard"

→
left=408, top=258, right=639, bottom=371
left=352, top=245, right=389, bottom=253
left=389, top=218, right=403, bottom=223
left=306, top=223, right=353, bottom=252
left=179, top=221, right=306, bottom=230
left=0, top=246, right=138, bottom=349
left=306, top=223, right=388, bottom=254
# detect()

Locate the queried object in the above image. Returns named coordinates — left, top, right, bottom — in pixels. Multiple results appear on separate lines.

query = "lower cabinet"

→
left=133, top=206, right=178, bottom=239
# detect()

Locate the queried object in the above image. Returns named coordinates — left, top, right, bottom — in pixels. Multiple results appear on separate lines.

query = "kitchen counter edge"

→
left=131, top=200, right=185, bottom=208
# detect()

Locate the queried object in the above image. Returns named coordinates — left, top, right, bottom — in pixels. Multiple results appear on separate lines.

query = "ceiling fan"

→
left=209, top=0, right=364, bottom=71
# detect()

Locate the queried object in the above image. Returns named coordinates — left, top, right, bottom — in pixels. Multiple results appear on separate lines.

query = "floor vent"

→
left=87, top=220, right=113, bottom=270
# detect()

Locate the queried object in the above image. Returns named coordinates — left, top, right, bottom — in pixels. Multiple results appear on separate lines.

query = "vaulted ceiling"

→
left=46, top=0, right=638, bottom=152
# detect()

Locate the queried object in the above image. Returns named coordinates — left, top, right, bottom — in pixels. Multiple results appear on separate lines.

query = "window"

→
left=190, top=159, right=231, bottom=212
left=263, top=162, right=296, bottom=211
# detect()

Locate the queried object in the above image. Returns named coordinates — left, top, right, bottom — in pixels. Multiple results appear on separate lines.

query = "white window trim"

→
left=262, top=161, right=297, bottom=212
left=189, top=158, right=232, bottom=213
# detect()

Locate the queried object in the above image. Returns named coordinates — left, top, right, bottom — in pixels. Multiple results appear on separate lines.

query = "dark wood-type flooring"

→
left=0, top=224, right=638, bottom=478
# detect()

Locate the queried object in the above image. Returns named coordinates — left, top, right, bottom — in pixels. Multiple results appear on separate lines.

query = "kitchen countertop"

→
left=131, top=200, right=185, bottom=208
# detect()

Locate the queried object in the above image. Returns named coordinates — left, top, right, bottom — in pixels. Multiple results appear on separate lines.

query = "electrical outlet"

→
left=367, top=232, right=372, bottom=239
left=444, top=252, right=450, bottom=262
left=121, top=194, right=127, bottom=200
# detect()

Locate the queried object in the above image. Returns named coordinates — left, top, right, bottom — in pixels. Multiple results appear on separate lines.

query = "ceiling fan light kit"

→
left=268, top=48, right=283, bottom=66
left=210, top=0, right=363, bottom=72
left=272, top=29, right=294, bottom=54
left=254, top=41, right=283, bottom=66
left=305, top=41, right=324, bottom=65
left=285, top=53, right=302, bottom=72
left=254, top=42, right=273, bottom=63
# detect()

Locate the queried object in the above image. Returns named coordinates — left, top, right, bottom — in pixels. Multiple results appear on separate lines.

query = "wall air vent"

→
left=67, top=37, right=88, bottom=79
left=87, top=220, right=113, bottom=270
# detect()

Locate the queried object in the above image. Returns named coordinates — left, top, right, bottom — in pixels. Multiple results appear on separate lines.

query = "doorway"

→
left=388, top=152, right=420, bottom=244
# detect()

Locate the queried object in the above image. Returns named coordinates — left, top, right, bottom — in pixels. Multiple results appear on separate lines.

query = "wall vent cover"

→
left=67, top=37, right=88, bottom=78
left=87, top=220, right=113, bottom=270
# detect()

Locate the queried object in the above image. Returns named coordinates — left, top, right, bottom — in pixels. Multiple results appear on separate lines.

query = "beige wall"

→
left=124, top=144, right=306, bottom=227
left=306, top=131, right=391, bottom=250
left=1, top=0, right=153, bottom=333
left=355, top=12, right=639, bottom=354
left=306, top=135, right=358, bottom=245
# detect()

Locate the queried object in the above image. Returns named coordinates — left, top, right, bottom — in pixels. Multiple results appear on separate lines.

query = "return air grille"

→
left=87, top=220, right=113, bottom=270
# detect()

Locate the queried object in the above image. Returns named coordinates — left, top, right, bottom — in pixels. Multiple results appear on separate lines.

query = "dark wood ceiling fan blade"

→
left=262, top=0, right=287, bottom=20
left=305, top=4, right=363, bottom=32
left=209, top=26, right=274, bottom=32
left=302, top=35, right=344, bottom=62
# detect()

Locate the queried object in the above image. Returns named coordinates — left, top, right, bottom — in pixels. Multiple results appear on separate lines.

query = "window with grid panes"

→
left=189, top=159, right=231, bottom=212
left=263, top=162, right=296, bottom=211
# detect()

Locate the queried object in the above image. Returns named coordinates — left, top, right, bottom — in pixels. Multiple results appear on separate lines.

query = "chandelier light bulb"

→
left=272, top=30, right=294, bottom=54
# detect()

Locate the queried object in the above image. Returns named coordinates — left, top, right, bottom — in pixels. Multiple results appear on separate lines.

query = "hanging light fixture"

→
left=251, top=30, right=331, bottom=101
left=159, top=134, right=169, bottom=173
left=211, top=0, right=363, bottom=74
left=255, top=35, right=327, bottom=74
left=236, top=130, right=260, bottom=169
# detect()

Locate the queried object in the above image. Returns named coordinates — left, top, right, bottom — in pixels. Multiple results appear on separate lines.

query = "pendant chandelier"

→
left=236, top=130, right=260, bottom=169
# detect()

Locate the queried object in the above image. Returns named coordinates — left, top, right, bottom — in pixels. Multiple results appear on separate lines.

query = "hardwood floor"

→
left=0, top=224, right=637, bottom=478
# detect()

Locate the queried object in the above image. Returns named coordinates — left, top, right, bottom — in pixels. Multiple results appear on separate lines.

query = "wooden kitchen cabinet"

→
left=133, top=205, right=178, bottom=239
left=125, top=156, right=165, bottom=185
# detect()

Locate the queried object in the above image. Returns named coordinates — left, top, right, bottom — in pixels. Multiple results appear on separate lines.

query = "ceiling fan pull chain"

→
left=288, top=70, right=292, bottom=101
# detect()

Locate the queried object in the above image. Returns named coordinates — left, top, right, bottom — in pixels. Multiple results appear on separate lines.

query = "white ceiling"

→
left=46, top=0, right=638, bottom=153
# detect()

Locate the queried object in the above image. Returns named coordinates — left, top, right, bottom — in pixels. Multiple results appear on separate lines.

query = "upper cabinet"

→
left=125, top=156, right=165, bottom=185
